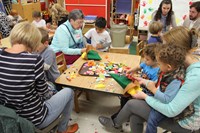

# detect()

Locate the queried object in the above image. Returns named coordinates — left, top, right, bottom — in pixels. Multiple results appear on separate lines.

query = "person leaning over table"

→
left=151, top=0, right=176, bottom=33
left=50, top=9, right=87, bottom=65
left=0, top=22, right=77, bottom=133
left=98, top=26, right=200, bottom=133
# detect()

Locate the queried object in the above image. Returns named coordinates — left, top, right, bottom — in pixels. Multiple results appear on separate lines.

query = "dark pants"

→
left=111, top=96, right=130, bottom=120
left=146, top=109, right=166, bottom=133
left=56, top=52, right=80, bottom=65
left=113, top=99, right=191, bottom=133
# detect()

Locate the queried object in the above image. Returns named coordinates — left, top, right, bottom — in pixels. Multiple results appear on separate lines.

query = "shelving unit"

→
left=110, top=0, right=137, bottom=43
left=65, top=0, right=110, bottom=27
left=12, top=2, right=41, bottom=22
left=2, top=0, right=11, bottom=14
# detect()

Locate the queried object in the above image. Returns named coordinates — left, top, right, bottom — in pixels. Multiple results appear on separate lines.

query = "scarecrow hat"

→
left=87, top=50, right=102, bottom=60
left=109, top=73, right=142, bottom=95
left=81, top=45, right=102, bottom=60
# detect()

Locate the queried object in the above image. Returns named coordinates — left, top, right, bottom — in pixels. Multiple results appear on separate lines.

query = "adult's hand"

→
left=81, top=48, right=86, bottom=53
left=132, top=91, right=148, bottom=100
left=134, top=77, right=148, bottom=86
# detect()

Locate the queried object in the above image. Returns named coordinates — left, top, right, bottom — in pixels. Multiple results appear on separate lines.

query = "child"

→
left=37, top=28, right=60, bottom=87
left=127, top=44, right=160, bottom=81
left=147, top=21, right=163, bottom=44
left=7, top=9, right=23, bottom=25
left=111, top=44, right=160, bottom=120
left=144, top=44, right=194, bottom=133
left=32, top=11, right=46, bottom=28
left=84, top=17, right=111, bottom=52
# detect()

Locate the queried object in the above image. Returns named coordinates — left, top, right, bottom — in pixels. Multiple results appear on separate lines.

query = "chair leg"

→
left=74, top=90, right=80, bottom=113
left=85, top=92, right=90, bottom=100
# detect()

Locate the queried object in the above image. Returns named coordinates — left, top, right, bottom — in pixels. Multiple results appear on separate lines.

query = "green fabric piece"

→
left=109, top=73, right=132, bottom=89
left=87, top=50, right=102, bottom=60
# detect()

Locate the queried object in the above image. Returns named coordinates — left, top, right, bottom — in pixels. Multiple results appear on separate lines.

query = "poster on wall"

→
left=138, top=0, right=195, bottom=30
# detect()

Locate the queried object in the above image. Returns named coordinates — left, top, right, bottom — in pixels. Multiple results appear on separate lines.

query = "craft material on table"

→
left=79, top=61, right=130, bottom=77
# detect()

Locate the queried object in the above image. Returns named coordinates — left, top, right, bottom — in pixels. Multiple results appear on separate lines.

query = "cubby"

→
left=12, top=2, right=41, bottom=22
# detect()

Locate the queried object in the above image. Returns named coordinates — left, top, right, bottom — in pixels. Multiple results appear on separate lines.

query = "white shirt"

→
left=84, top=28, right=111, bottom=51
left=7, top=15, right=23, bottom=24
left=32, top=19, right=46, bottom=28
left=189, top=19, right=197, bottom=30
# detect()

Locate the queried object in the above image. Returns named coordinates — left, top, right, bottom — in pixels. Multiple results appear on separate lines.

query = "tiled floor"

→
left=69, top=91, right=164, bottom=133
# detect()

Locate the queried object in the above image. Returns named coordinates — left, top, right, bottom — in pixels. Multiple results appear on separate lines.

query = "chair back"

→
left=136, top=40, right=147, bottom=56
left=110, top=24, right=128, bottom=47
left=56, top=53, right=67, bottom=73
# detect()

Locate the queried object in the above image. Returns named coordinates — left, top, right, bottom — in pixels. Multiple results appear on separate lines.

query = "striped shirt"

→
left=0, top=48, right=48, bottom=126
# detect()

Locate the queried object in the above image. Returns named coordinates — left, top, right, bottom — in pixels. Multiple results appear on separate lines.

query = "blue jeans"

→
left=146, top=109, right=166, bottom=133
left=37, top=87, right=74, bottom=132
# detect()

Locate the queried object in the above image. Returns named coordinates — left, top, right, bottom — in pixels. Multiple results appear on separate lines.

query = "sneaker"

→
left=65, top=123, right=79, bottom=133
left=98, top=116, right=116, bottom=128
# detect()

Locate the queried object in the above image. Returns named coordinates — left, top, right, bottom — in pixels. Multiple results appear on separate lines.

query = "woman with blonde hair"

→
left=162, top=26, right=199, bottom=49
left=0, top=22, right=76, bottom=133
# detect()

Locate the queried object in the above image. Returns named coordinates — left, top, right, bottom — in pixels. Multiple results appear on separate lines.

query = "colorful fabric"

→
left=87, top=50, right=102, bottom=60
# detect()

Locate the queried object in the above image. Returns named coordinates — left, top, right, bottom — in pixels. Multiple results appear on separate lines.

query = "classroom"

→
left=0, top=0, right=200, bottom=133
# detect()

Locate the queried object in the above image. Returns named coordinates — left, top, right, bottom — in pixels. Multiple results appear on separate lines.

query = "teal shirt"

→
left=50, top=20, right=83, bottom=55
left=146, top=62, right=200, bottom=130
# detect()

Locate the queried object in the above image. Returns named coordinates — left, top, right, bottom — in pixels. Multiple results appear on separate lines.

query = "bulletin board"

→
left=138, top=0, right=195, bottom=30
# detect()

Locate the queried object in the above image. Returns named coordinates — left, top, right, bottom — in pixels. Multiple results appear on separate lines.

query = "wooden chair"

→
left=136, top=40, right=147, bottom=56
left=56, top=53, right=67, bottom=73
left=56, top=53, right=90, bottom=113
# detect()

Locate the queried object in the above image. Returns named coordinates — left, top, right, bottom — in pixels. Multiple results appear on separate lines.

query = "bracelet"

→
left=145, top=80, right=150, bottom=88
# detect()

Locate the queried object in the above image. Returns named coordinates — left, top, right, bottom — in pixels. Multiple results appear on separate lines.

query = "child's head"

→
left=143, top=44, right=157, bottom=67
left=95, top=17, right=107, bottom=33
left=155, top=44, right=186, bottom=73
left=10, top=9, right=18, bottom=17
left=36, top=28, right=49, bottom=53
left=149, top=21, right=163, bottom=35
left=32, top=11, right=42, bottom=22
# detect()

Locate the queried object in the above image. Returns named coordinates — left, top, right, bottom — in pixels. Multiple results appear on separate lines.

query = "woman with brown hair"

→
left=151, top=0, right=177, bottom=33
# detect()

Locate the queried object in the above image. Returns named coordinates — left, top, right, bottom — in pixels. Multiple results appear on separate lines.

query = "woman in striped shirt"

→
left=0, top=22, right=74, bottom=133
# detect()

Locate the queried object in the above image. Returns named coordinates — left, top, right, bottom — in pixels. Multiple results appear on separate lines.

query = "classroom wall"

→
left=138, top=0, right=196, bottom=30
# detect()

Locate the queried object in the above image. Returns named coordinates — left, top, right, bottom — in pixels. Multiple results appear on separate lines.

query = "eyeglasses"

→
left=74, top=20, right=84, bottom=25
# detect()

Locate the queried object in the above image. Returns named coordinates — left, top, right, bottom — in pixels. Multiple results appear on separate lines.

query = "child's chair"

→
left=136, top=40, right=147, bottom=56
left=56, top=53, right=67, bottom=73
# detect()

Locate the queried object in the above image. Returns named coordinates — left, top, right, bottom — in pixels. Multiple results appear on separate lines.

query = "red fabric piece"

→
left=56, top=52, right=80, bottom=65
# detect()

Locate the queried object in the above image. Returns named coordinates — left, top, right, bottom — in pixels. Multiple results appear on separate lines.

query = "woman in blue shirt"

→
left=50, top=9, right=86, bottom=65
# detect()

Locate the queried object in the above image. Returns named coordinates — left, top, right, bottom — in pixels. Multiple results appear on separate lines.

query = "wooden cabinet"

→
left=12, top=2, right=41, bottom=22
left=65, top=0, right=110, bottom=27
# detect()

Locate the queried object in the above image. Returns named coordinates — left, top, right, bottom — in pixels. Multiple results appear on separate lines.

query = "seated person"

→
left=50, top=9, right=86, bottom=65
left=145, top=44, right=190, bottom=133
left=0, top=22, right=77, bottom=133
left=32, top=11, right=46, bottom=28
left=0, top=11, right=12, bottom=38
left=84, top=17, right=111, bottom=52
left=147, top=21, right=163, bottom=44
left=111, top=44, right=160, bottom=119
left=36, top=27, right=61, bottom=90
left=7, top=9, right=23, bottom=25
